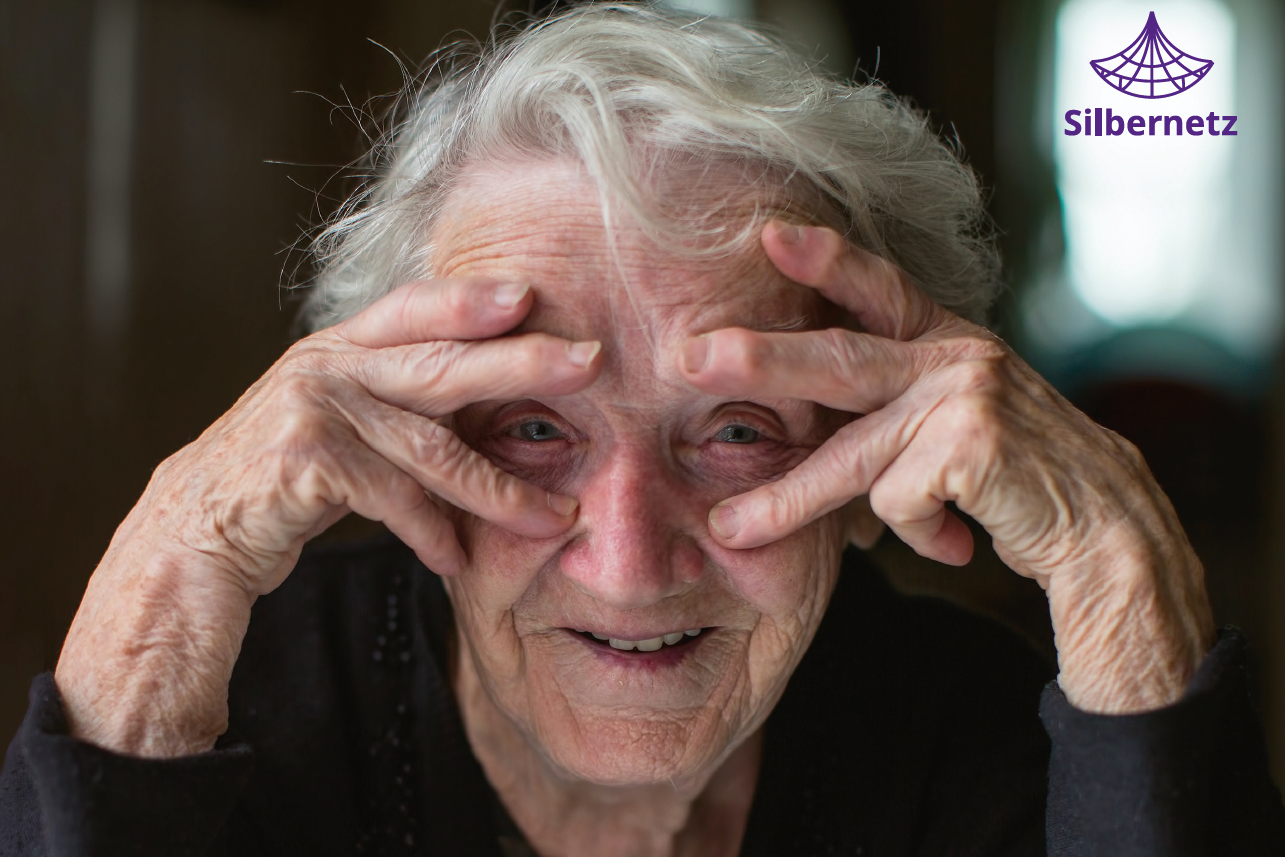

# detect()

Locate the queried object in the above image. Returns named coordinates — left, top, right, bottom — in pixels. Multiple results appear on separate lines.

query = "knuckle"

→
left=482, top=460, right=528, bottom=510
left=761, top=485, right=805, bottom=532
left=714, top=328, right=765, bottom=377
left=279, top=338, right=361, bottom=389
left=942, top=391, right=1004, bottom=459
left=445, top=279, right=481, bottom=325
left=818, top=327, right=859, bottom=361
left=944, top=356, right=1004, bottom=395
left=407, top=420, right=472, bottom=477
left=404, top=340, right=457, bottom=387
left=954, top=333, right=1008, bottom=362
left=867, top=480, right=910, bottom=527
left=814, top=229, right=850, bottom=273
left=282, top=334, right=337, bottom=366
left=270, top=407, right=340, bottom=465
left=820, top=328, right=873, bottom=381
left=818, top=434, right=863, bottom=485
left=374, top=281, right=422, bottom=334
left=947, top=388, right=998, bottom=430
left=516, top=333, right=572, bottom=378
left=270, top=364, right=340, bottom=414
left=258, top=384, right=353, bottom=467
left=385, top=472, right=432, bottom=514
left=447, top=442, right=530, bottom=517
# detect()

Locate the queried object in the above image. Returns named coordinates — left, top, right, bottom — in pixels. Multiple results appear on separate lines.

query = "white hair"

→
left=300, top=2, right=1001, bottom=329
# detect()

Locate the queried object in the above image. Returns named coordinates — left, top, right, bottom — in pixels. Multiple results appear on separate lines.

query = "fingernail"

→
left=776, top=223, right=804, bottom=245
left=709, top=503, right=741, bottom=539
left=493, top=282, right=529, bottom=309
left=547, top=492, right=579, bottom=517
left=681, top=335, right=710, bottom=374
left=566, top=340, right=601, bottom=368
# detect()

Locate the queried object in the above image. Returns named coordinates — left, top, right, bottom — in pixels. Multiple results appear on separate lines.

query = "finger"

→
left=841, top=494, right=887, bottom=549
left=354, top=333, right=603, bottom=418
left=761, top=222, right=950, bottom=341
left=336, top=393, right=579, bottom=540
left=706, top=395, right=922, bottom=548
left=867, top=450, right=975, bottom=566
left=313, top=437, right=469, bottom=576
left=333, top=277, right=533, bottom=349
left=680, top=325, right=961, bottom=415
left=705, top=370, right=957, bottom=548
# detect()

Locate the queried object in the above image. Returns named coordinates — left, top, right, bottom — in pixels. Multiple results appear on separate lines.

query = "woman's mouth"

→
left=570, top=627, right=707, bottom=652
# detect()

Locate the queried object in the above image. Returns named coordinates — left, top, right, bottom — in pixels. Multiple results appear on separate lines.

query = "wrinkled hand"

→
left=57, top=278, right=600, bottom=756
left=679, top=223, right=1214, bottom=714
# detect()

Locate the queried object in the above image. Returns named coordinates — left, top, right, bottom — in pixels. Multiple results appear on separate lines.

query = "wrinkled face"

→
left=436, top=159, right=849, bottom=789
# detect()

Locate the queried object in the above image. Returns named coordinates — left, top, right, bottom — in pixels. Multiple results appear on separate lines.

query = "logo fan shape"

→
left=1090, top=11, right=1213, bottom=99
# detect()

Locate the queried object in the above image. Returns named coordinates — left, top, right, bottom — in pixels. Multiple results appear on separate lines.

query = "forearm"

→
left=1047, top=511, right=1214, bottom=714
left=56, top=530, right=256, bottom=758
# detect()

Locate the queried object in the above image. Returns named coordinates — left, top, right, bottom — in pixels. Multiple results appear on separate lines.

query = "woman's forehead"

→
left=432, top=159, right=826, bottom=343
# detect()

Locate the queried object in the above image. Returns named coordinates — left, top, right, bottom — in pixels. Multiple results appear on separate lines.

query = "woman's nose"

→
left=557, top=451, right=705, bottom=611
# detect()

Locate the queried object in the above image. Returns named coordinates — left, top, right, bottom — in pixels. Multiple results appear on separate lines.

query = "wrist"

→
left=1043, top=547, right=1213, bottom=714
left=57, top=540, right=256, bottom=757
left=1047, top=524, right=1213, bottom=714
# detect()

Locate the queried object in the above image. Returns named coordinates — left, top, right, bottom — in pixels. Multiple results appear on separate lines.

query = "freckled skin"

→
left=434, top=160, right=849, bottom=852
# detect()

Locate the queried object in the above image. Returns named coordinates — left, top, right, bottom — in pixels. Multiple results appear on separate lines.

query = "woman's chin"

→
left=536, top=711, right=733, bottom=790
left=514, top=633, right=749, bottom=786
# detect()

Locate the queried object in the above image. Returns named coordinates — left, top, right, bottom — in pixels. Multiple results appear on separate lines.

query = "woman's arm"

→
left=54, top=276, right=595, bottom=759
left=680, top=222, right=1285, bottom=851
left=680, top=221, right=1212, bottom=715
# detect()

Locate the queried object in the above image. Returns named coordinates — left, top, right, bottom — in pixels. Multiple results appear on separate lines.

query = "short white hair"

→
left=301, top=2, right=1000, bottom=329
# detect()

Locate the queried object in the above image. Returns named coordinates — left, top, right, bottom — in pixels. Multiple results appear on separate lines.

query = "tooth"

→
left=662, top=632, right=684, bottom=646
left=609, top=638, right=636, bottom=650
left=592, top=633, right=609, bottom=640
left=635, top=637, right=663, bottom=652
left=574, top=628, right=586, bottom=634
left=684, top=629, right=701, bottom=637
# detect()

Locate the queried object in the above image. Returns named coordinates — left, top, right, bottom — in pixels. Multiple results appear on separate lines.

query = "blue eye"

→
left=515, top=420, right=564, bottom=442
left=716, top=424, right=760, bottom=444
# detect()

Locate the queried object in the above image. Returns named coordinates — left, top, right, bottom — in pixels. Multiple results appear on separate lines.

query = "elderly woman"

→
left=3, top=4, right=1283, bottom=855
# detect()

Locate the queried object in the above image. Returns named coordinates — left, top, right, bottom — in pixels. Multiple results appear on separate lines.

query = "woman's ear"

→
left=841, top=494, right=886, bottom=549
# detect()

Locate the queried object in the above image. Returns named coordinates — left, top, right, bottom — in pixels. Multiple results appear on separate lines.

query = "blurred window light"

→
left=1041, top=0, right=1282, bottom=367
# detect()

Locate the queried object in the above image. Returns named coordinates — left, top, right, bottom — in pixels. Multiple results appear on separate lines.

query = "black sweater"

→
left=3, top=538, right=1283, bottom=856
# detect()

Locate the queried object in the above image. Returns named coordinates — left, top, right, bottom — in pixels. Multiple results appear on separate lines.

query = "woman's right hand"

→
left=54, top=278, right=600, bottom=758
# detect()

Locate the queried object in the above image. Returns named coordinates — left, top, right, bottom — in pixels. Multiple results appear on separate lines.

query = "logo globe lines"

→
left=1063, top=11, right=1236, bottom=138
left=1091, top=11, right=1211, bottom=99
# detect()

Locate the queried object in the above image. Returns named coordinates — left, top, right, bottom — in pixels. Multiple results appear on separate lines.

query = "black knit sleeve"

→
left=1041, top=629, right=1285, bottom=856
left=0, top=673, right=254, bottom=857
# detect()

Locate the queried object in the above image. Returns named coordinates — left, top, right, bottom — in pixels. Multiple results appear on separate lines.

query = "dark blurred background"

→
left=4, top=0, right=1284, bottom=789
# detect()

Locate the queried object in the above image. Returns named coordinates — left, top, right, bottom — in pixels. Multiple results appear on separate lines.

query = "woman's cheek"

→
left=675, top=442, right=840, bottom=614
left=713, top=518, right=843, bottom=623
left=459, top=518, right=554, bottom=578
left=696, top=444, right=846, bottom=626
left=445, top=467, right=568, bottom=609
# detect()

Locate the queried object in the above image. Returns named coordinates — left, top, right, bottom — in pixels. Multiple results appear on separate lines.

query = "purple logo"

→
left=1090, top=11, right=1213, bottom=99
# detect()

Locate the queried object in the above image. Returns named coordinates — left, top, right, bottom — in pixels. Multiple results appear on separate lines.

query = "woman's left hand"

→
left=678, top=221, right=1215, bottom=714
